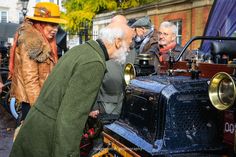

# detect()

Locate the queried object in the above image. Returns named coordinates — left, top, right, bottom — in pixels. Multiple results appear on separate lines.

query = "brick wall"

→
left=94, top=0, right=214, bottom=50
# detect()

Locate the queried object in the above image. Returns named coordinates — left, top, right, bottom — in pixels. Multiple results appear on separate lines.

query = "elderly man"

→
left=89, top=15, right=128, bottom=119
left=10, top=19, right=134, bottom=157
left=126, top=16, right=158, bottom=64
left=156, top=21, right=193, bottom=72
left=85, top=15, right=129, bottom=156
left=111, top=14, right=127, bottom=24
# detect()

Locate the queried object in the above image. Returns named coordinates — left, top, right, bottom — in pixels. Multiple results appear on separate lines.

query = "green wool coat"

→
left=10, top=40, right=107, bottom=157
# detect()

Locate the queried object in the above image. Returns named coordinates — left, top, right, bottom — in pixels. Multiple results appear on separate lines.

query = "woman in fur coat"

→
left=9, top=2, right=67, bottom=123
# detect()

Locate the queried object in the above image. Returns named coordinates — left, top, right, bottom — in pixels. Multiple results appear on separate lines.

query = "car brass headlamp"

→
left=124, top=54, right=155, bottom=85
left=124, top=63, right=136, bottom=85
left=208, top=72, right=236, bottom=110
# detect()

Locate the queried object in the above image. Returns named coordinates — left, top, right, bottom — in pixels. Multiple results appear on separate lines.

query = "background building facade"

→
left=0, top=0, right=214, bottom=49
left=93, top=0, right=214, bottom=50
left=0, top=0, right=21, bottom=24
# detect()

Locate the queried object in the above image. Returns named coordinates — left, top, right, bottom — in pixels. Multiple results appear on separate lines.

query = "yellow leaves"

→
left=106, top=1, right=117, bottom=10
left=120, top=0, right=139, bottom=9
left=63, top=10, right=95, bottom=33
left=63, top=0, right=118, bottom=33
left=62, top=0, right=156, bottom=33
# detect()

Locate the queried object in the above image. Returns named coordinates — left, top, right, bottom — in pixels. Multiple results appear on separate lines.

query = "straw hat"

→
left=26, top=2, right=67, bottom=24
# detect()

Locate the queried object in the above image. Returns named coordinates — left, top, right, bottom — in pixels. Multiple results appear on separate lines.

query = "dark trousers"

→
left=21, top=102, right=30, bottom=120
left=17, top=102, right=30, bottom=125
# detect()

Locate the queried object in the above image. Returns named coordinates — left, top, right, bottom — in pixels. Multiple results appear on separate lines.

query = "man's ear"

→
left=115, top=38, right=122, bottom=49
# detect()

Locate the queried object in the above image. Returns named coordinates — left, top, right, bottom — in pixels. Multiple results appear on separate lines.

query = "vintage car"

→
left=92, top=0, right=236, bottom=156
left=91, top=37, right=235, bottom=157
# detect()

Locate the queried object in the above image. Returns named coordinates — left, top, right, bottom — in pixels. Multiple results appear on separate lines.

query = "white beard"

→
left=111, top=42, right=129, bottom=64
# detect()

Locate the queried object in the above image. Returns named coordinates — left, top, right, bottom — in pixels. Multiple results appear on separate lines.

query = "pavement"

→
left=0, top=105, right=16, bottom=157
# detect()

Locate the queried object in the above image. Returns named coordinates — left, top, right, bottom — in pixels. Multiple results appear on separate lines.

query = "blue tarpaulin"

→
left=201, top=0, right=236, bottom=53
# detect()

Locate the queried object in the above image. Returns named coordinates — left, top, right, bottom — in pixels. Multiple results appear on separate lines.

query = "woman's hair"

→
left=99, top=26, right=125, bottom=44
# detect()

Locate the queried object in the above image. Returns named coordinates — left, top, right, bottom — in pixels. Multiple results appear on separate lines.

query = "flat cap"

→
left=131, top=16, right=152, bottom=28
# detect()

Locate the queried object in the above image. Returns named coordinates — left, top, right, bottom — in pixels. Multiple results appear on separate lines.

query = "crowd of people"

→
left=0, top=1, right=195, bottom=157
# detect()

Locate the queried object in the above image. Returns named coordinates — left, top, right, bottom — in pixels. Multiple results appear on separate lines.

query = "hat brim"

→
left=26, top=16, right=67, bottom=24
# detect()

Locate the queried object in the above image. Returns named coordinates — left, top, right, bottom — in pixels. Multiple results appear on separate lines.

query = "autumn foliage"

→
left=62, top=0, right=157, bottom=34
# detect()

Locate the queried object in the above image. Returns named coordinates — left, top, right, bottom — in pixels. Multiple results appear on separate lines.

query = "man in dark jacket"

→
left=125, top=16, right=159, bottom=64
left=9, top=18, right=134, bottom=157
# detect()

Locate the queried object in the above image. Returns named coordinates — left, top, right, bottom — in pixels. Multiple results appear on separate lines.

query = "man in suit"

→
left=10, top=16, right=134, bottom=157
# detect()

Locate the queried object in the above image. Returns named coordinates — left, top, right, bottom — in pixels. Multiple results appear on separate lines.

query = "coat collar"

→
left=86, top=40, right=109, bottom=62
left=96, top=39, right=109, bottom=61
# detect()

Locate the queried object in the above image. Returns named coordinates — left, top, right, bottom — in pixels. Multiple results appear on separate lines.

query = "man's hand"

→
left=89, top=110, right=100, bottom=118
left=0, top=82, right=4, bottom=93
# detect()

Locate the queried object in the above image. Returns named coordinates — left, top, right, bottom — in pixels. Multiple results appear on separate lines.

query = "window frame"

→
left=0, top=11, right=8, bottom=23
left=171, top=20, right=182, bottom=45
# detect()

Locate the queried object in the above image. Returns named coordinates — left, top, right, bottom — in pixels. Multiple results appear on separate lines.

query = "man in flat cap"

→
left=126, top=16, right=159, bottom=65
left=131, top=15, right=152, bottom=28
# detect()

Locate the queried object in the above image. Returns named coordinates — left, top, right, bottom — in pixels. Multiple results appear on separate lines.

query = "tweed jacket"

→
left=10, top=40, right=107, bottom=157
left=10, top=21, right=56, bottom=105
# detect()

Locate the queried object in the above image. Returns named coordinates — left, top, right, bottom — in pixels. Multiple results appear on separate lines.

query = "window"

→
left=172, top=20, right=182, bottom=45
left=0, top=11, right=7, bottom=23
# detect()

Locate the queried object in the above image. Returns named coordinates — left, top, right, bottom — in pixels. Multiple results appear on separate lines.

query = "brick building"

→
left=93, top=0, right=214, bottom=50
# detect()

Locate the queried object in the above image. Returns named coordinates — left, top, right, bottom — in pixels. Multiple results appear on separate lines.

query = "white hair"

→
left=111, top=41, right=129, bottom=64
left=159, top=21, right=177, bottom=35
left=98, top=27, right=125, bottom=44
